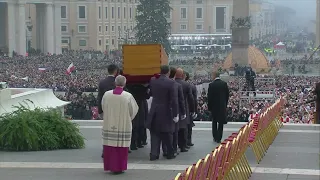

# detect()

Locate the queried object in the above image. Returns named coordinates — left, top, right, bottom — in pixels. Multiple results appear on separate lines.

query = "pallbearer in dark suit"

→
left=126, top=84, right=149, bottom=150
left=97, top=64, right=119, bottom=158
left=147, top=65, right=179, bottom=160
left=185, top=72, right=197, bottom=147
left=175, top=68, right=195, bottom=152
left=162, top=67, right=186, bottom=156
left=207, top=71, right=230, bottom=143
left=97, top=64, right=119, bottom=115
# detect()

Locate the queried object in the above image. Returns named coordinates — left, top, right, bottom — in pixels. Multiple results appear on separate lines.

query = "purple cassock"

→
left=103, top=87, right=129, bottom=173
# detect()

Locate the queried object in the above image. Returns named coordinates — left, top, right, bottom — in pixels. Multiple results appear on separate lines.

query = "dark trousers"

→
left=178, top=128, right=187, bottom=149
left=173, top=123, right=179, bottom=152
left=137, top=127, right=147, bottom=145
left=163, top=123, right=179, bottom=153
left=150, top=131, right=173, bottom=156
left=130, top=127, right=139, bottom=148
left=140, top=127, right=147, bottom=143
left=187, top=123, right=193, bottom=144
left=247, top=80, right=255, bottom=91
left=212, top=122, right=224, bottom=141
left=131, top=127, right=147, bottom=148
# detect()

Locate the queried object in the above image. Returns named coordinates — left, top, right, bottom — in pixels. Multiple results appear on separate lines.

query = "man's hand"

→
left=180, top=114, right=186, bottom=120
left=98, top=114, right=103, bottom=119
left=192, top=113, right=197, bottom=119
left=173, top=114, right=179, bottom=123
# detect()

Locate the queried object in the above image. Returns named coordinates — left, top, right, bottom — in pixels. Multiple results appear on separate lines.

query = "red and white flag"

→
left=66, top=63, right=76, bottom=75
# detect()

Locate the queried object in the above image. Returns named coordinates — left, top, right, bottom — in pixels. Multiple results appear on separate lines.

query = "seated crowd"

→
left=0, top=52, right=319, bottom=124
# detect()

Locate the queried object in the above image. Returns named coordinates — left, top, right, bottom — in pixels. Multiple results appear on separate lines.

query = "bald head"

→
left=212, top=71, right=220, bottom=79
left=175, top=68, right=184, bottom=79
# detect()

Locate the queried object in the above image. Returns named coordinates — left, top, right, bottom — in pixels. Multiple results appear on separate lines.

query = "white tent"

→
left=276, top=42, right=285, bottom=46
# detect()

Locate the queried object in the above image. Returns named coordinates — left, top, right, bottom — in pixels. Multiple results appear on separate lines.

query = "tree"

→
left=135, top=0, right=172, bottom=54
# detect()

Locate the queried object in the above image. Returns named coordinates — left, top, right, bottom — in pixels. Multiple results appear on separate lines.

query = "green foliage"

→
left=135, top=0, right=172, bottom=54
left=0, top=103, right=85, bottom=151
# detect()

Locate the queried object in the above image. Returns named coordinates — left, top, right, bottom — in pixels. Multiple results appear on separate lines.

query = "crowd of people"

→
left=196, top=75, right=319, bottom=124
left=0, top=51, right=319, bottom=124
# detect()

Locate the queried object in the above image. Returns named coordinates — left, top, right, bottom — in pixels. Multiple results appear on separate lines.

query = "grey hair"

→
left=115, top=75, right=127, bottom=87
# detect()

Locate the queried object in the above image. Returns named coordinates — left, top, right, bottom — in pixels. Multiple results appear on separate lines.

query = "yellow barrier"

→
left=172, top=97, right=286, bottom=180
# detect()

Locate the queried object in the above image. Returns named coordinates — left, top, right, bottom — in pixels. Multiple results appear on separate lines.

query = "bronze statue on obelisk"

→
left=231, top=0, right=251, bottom=67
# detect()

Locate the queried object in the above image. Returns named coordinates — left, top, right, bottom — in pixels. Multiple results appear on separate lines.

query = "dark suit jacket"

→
left=176, top=82, right=186, bottom=118
left=175, top=78, right=194, bottom=128
left=316, top=82, right=320, bottom=104
left=126, top=84, right=149, bottom=128
left=207, top=78, right=230, bottom=124
left=97, top=76, right=115, bottom=114
left=147, top=75, right=178, bottom=133
left=191, top=84, right=198, bottom=114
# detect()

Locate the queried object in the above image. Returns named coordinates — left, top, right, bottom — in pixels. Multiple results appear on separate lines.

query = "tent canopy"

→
left=276, top=42, right=285, bottom=46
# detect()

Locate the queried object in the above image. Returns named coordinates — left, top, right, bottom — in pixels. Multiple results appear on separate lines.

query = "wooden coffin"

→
left=122, top=44, right=168, bottom=76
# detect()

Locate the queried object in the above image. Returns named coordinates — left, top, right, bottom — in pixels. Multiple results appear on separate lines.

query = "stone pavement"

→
left=0, top=121, right=319, bottom=180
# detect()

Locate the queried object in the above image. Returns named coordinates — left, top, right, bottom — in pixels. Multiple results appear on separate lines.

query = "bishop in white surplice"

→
left=101, top=75, right=139, bottom=173
left=102, top=87, right=139, bottom=147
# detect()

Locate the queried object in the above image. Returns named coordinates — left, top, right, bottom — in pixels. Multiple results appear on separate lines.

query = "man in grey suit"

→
left=147, top=65, right=179, bottom=160
left=175, top=68, right=195, bottom=152
left=207, top=71, right=230, bottom=143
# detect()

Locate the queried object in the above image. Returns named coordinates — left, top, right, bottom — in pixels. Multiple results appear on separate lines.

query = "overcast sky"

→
left=270, top=0, right=315, bottom=20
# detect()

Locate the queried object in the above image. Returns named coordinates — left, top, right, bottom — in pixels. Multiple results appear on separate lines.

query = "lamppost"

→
left=26, top=5, right=33, bottom=53
left=118, top=28, right=135, bottom=49
left=26, top=17, right=33, bottom=53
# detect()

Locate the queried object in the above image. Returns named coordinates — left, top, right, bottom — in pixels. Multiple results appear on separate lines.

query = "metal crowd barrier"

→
left=173, top=97, right=286, bottom=180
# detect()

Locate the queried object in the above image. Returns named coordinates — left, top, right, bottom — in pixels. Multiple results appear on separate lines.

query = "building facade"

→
left=29, top=0, right=139, bottom=52
left=168, top=0, right=279, bottom=50
left=0, top=0, right=293, bottom=55
left=274, top=5, right=295, bottom=36
left=249, top=0, right=276, bottom=40
left=0, top=0, right=138, bottom=56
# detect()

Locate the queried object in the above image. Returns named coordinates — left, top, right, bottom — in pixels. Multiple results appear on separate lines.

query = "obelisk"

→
left=231, top=0, right=251, bottom=67
left=316, top=0, right=320, bottom=46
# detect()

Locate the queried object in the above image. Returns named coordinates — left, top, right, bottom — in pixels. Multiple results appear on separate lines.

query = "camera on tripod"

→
left=244, top=67, right=256, bottom=96
left=245, top=67, right=255, bottom=82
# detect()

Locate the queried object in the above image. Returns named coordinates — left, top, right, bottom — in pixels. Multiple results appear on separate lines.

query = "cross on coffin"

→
left=111, top=126, right=117, bottom=131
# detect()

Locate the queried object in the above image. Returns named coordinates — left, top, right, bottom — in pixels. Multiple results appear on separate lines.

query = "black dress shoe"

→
left=174, top=152, right=179, bottom=156
left=128, top=150, right=132, bottom=153
left=137, top=144, right=144, bottom=148
left=131, top=146, right=138, bottom=150
left=142, top=142, right=148, bottom=146
left=150, top=155, right=159, bottom=161
left=187, top=143, right=194, bottom=147
left=215, top=140, right=221, bottom=143
left=166, top=154, right=176, bottom=159
left=185, top=145, right=190, bottom=149
left=163, top=153, right=167, bottom=157
left=112, top=171, right=124, bottom=175
left=180, top=148, right=188, bottom=152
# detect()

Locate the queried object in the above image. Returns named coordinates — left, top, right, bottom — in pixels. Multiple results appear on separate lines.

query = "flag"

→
left=66, top=63, right=76, bottom=75
left=21, top=77, right=29, bottom=81
left=38, top=68, right=46, bottom=72
left=91, top=106, right=99, bottom=120
left=10, top=75, right=17, bottom=79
